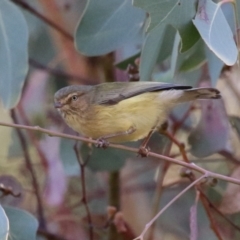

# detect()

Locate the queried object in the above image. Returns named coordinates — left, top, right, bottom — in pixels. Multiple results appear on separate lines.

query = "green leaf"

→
left=3, top=206, right=38, bottom=240
left=170, top=38, right=206, bottom=76
left=0, top=205, right=9, bottom=240
left=205, top=46, right=224, bottom=86
left=138, top=24, right=166, bottom=80
left=0, top=0, right=28, bottom=109
left=75, top=0, right=145, bottom=56
left=170, top=31, right=181, bottom=77
left=157, top=26, right=176, bottom=63
left=81, top=143, right=136, bottom=171
left=178, top=39, right=206, bottom=72
left=192, top=0, right=237, bottom=66
left=134, top=0, right=199, bottom=51
left=134, top=0, right=199, bottom=80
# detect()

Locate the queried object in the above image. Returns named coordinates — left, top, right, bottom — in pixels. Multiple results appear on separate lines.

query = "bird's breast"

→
left=65, top=92, right=169, bottom=142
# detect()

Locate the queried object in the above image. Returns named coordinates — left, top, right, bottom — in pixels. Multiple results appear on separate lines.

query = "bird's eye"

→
left=71, top=95, right=78, bottom=101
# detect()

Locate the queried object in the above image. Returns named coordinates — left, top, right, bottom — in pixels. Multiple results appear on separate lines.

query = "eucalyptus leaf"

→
left=193, top=0, right=237, bottom=66
left=134, top=0, right=199, bottom=52
left=170, top=31, right=181, bottom=77
left=134, top=0, right=199, bottom=80
left=178, top=39, right=206, bottom=72
left=158, top=184, right=218, bottom=240
left=0, top=0, right=28, bottom=109
left=205, top=46, right=224, bottom=86
left=157, top=26, right=176, bottom=64
left=138, top=24, right=166, bottom=80
left=3, top=206, right=38, bottom=240
left=0, top=205, right=9, bottom=240
left=75, top=0, right=145, bottom=56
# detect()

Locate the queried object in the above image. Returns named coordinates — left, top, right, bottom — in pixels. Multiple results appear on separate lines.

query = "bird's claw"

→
left=138, top=146, right=150, bottom=157
left=95, top=138, right=110, bottom=149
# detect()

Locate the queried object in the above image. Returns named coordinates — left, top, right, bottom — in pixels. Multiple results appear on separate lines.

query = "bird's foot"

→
left=138, top=146, right=150, bottom=157
left=95, top=138, right=110, bottom=149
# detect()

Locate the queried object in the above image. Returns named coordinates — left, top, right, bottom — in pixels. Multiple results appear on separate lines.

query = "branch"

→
left=10, top=111, right=46, bottom=229
left=165, top=130, right=224, bottom=239
left=1, top=121, right=240, bottom=185
left=73, top=143, right=93, bottom=240
left=108, top=171, right=121, bottom=240
left=133, top=175, right=207, bottom=240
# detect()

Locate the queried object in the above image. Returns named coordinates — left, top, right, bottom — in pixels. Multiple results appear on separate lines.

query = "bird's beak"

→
left=54, top=101, right=63, bottom=108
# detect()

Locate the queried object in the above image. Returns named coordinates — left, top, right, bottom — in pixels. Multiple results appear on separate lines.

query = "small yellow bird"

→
left=54, top=82, right=220, bottom=143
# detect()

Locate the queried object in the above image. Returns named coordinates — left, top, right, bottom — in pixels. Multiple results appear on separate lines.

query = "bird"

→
left=54, top=82, right=221, bottom=144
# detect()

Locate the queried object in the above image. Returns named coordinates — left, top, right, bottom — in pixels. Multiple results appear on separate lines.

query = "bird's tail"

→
left=179, top=88, right=221, bottom=102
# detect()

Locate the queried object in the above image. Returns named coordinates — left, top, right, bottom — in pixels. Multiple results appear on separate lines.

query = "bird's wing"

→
left=92, top=82, right=192, bottom=105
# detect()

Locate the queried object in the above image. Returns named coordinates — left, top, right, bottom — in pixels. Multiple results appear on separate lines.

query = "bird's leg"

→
left=138, top=121, right=168, bottom=157
left=138, top=129, right=154, bottom=157
left=95, top=126, right=136, bottom=148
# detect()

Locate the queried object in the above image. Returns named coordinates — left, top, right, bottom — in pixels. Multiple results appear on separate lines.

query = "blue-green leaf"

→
left=0, top=205, right=9, bottom=240
left=205, top=46, right=224, bottom=86
left=193, top=0, right=237, bottom=66
left=0, top=0, right=28, bottom=109
left=134, top=0, right=199, bottom=52
left=4, top=206, right=38, bottom=240
left=178, top=39, right=206, bottom=72
left=75, top=0, right=145, bottom=56
left=139, top=24, right=166, bottom=80
left=134, top=0, right=199, bottom=80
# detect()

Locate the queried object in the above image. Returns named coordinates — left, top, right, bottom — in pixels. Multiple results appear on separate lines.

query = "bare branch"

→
left=1, top=121, right=240, bottom=185
left=10, top=111, right=46, bottom=230
left=134, top=175, right=207, bottom=240
left=73, top=142, right=93, bottom=240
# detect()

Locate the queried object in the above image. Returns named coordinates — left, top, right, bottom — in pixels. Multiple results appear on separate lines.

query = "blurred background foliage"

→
left=0, top=0, right=240, bottom=239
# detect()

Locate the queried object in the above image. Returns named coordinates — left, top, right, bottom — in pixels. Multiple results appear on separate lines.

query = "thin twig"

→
left=167, top=130, right=224, bottom=239
left=163, top=131, right=189, bottom=162
left=18, top=105, right=48, bottom=169
left=199, top=191, right=224, bottom=240
left=190, top=191, right=200, bottom=240
left=199, top=189, right=240, bottom=233
left=10, top=0, right=73, bottom=40
left=218, top=150, right=240, bottom=165
left=134, top=175, right=207, bottom=240
left=73, top=142, right=93, bottom=240
left=10, top=110, right=46, bottom=229
left=147, top=162, right=169, bottom=240
left=148, top=109, right=193, bottom=239
left=108, top=171, right=121, bottom=240
left=1, top=121, right=240, bottom=185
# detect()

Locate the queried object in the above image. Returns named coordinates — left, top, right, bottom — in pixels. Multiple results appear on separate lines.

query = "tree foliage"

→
left=0, top=0, right=240, bottom=240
